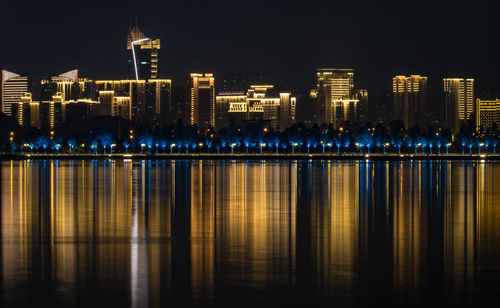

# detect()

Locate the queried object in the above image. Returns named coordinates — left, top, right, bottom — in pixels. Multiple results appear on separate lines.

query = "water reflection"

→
left=1, top=160, right=500, bottom=307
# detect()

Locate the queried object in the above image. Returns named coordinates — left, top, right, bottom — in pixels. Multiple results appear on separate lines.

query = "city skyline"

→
left=1, top=1, right=499, bottom=93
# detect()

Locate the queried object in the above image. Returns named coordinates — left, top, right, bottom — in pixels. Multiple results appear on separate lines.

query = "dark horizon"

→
left=1, top=0, right=499, bottom=94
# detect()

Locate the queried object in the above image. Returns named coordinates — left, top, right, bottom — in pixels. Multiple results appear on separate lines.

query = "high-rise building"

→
left=41, top=70, right=97, bottom=101
left=443, top=78, right=474, bottom=134
left=95, top=79, right=171, bottom=126
left=189, top=73, right=215, bottom=132
left=1, top=70, right=30, bottom=116
left=11, top=93, right=40, bottom=128
left=96, top=80, right=146, bottom=121
left=127, top=23, right=160, bottom=80
left=315, top=68, right=358, bottom=128
left=356, top=89, right=369, bottom=124
left=216, top=85, right=296, bottom=130
left=393, top=75, right=428, bottom=129
left=147, top=79, right=172, bottom=126
left=476, top=99, right=500, bottom=131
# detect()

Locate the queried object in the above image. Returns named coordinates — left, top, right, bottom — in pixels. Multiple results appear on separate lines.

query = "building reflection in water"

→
left=1, top=160, right=500, bottom=306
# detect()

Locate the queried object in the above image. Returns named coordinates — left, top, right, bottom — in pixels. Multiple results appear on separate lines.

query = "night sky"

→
left=2, top=0, right=499, bottom=93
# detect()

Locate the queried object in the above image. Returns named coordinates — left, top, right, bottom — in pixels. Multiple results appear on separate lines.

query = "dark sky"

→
left=1, top=0, right=499, bottom=93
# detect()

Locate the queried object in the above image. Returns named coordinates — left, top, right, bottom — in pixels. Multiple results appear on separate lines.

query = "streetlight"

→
left=260, top=143, right=266, bottom=154
left=446, top=143, right=451, bottom=155
left=141, top=143, right=146, bottom=154
left=170, top=143, right=176, bottom=154
left=129, top=130, right=134, bottom=152
left=292, top=142, right=298, bottom=154
left=231, top=143, right=236, bottom=154
left=111, top=144, right=116, bottom=154
left=479, top=142, right=484, bottom=155
left=384, top=142, right=390, bottom=155
left=9, top=131, right=14, bottom=154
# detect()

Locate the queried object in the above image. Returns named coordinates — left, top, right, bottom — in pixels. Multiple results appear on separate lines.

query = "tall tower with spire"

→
left=127, top=18, right=160, bottom=80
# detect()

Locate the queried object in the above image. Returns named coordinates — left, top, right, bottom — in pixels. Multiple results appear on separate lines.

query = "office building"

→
left=96, top=79, right=171, bottom=126
left=96, top=80, right=146, bottom=121
left=356, top=89, right=369, bottom=124
left=476, top=99, right=500, bottom=131
left=216, top=85, right=296, bottom=130
left=2, top=70, right=30, bottom=116
left=393, top=75, right=428, bottom=129
left=41, top=70, right=97, bottom=101
left=443, top=78, right=474, bottom=134
left=315, top=68, right=358, bottom=128
left=96, top=90, right=131, bottom=120
left=189, top=73, right=215, bottom=132
left=11, top=93, right=40, bottom=128
left=127, top=23, right=160, bottom=80
left=146, top=79, right=172, bottom=126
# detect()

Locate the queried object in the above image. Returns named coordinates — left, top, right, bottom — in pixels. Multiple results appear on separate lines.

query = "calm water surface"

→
left=1, top=160, right=499, bottom=307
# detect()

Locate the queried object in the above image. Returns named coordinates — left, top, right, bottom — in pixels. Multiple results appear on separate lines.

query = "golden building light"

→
left=95, top=79, right=171, bottom=126
left=392, top=75, right=428, bottom=129
left=215, top=85, right=296, bottom=130
left=189, top=73, right=215, bottom=131
left=443, top=78, right=474, bottom=134
left=476, top=98, right=500, bottom=132
left=315, top=68, right=357, bottom=128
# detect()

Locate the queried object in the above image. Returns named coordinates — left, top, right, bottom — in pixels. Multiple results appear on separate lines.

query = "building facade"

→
left=476, top=99, right=500, bottom=131
left=189, top=73, right=215, bottom=132
left=216, top=85, right=296, bottom=130
left=127, top=24, right=160, bottom=80
left=443, top=78, right=474, bottom=134
left=2, top=70, right=30, bottom=116
left=95, top=79, right=171, bottom=126
left=393, top=75, right=428, bottom=129
left=315, top=68, right=358, bottom=128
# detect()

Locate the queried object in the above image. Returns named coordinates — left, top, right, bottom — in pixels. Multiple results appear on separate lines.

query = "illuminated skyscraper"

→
left=127, top=23, right=160, bottom=80
left=1, top=70, right=30, bottom=116
left=476, top=99, right=500, bottom=131
left=393, top=75, right=428, bottom=129
left=315, top=68, right=358, bottom=128
left=189, top=73, right=215, bottom=131
left=443, top=78, right=474, bottom=134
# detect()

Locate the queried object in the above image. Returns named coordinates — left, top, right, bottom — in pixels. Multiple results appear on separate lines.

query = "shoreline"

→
left=0, top=153, right=498, bottom=161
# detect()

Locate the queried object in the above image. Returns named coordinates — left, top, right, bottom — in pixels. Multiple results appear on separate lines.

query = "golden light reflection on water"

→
left=1, top=160, right=500, bottom=306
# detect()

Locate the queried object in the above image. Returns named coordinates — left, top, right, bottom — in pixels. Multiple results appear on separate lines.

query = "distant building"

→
left=96, top=90, right=131, bottom=120
left=1, top=70, right=30, bottom=116
left=95, top=79, right=171, bottom=126
left=392, top=75, right=428, bottom=129
left=41, top=70, right=97, bottom=101
left=216, top=85, right=296, bottom=130
left=443, top=78, right=474, bottom=134
left=189, top=73, right=215, bottom=132
left=127, top=23, right=160, bottom=80
left=37, top=92, right=98, bottom=130
left=11, top=93, right=40, bottom=128
left=476, top=99, right=500, bottom=131
left=315, top=68, right=358, bottom=128
left=147, top=79, right=172, bottom=125
left=356, top=89, right=369, bottom=124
